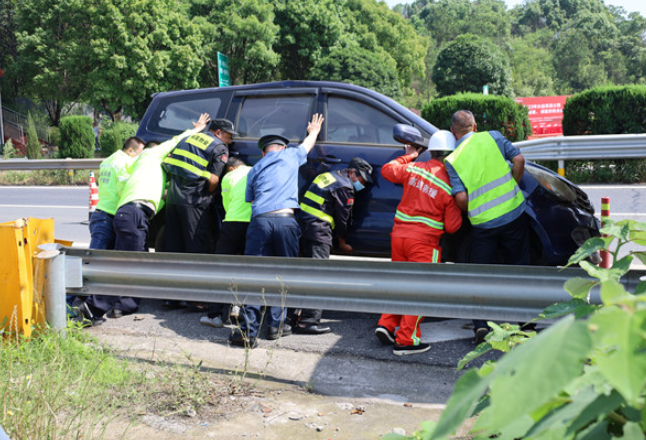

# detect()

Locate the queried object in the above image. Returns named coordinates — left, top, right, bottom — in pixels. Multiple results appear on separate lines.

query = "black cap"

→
left=209, top=118, right=238, bottom=136
left=257, top=134, right=290, bottom=151
left=348, top=157, right=373, bottom=184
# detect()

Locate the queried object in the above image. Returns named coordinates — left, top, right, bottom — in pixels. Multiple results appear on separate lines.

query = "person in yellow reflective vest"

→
left=444, top=110, right=529, bottom=345
left=294, top=156, right=373, bottom=335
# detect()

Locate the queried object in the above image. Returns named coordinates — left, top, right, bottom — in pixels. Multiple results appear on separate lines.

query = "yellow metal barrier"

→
left=0, top=218, right=55, bottom=338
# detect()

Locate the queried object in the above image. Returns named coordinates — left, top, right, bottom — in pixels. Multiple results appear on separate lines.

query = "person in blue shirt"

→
left=229, top=113, right=324, bottom=348
left=444, top=110, right=529, bottom=345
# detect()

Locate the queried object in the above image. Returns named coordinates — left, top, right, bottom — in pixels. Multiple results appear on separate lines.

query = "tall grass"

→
left=0, top=170, right=91, bottom=186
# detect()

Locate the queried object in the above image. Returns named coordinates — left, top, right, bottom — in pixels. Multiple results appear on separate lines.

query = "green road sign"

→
left=218, top=52, right=230, bottom=87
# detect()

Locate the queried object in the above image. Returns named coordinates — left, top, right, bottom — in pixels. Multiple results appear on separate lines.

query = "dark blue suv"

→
left=136, top=80, right=600, bottom=265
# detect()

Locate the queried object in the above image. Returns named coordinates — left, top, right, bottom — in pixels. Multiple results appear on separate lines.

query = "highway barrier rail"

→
left=39, top=246, right=646, bottom=332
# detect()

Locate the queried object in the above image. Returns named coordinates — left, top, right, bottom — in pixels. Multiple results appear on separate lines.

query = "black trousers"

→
left=470, top=212, right=529, bottom=330
left=295, top=238, right=331, bottom=325
left=207, top=221, right=249, bottom=318
left=164, top=202, right=216, bottom=254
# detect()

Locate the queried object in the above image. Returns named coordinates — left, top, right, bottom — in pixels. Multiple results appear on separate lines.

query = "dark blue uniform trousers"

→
left=241, top=214, right=301, bottom=339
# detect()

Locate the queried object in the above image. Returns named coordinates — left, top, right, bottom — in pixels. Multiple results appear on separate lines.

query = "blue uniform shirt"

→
left=445, top=130, right=526, bottom=229
left=245, top=145, right=308, bottom=218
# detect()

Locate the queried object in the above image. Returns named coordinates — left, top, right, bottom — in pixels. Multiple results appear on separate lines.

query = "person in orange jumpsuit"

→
left=375, top=130, right=463, bottom=356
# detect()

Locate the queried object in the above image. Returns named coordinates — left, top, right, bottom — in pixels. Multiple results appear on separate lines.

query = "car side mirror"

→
left=392, top=124, right=428, bottom=153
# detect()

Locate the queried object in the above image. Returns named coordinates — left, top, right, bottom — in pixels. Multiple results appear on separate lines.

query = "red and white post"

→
left=600, top=196, right=612, bottom=269
left=88, top=171, right=99, bottom=221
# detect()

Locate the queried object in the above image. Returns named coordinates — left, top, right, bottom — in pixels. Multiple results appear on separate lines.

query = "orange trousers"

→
left=378, top=237, right=441, bottom=346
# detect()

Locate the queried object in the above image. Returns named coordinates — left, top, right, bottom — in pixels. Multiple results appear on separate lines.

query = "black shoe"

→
left=229, top=329, right=257, bottom=348
left=70, top=299, right=105, bottom=327
left=374, top=325, right=396, bottom=346
left=295, top=324, right=331, bottom=335
left=162, top=300, right=184, bottom=309
left=393, top=343, right=431, bottom=356
left=266, top=324, right=292, bottom=340
left=474, top=327, right=490, bottom=346
left=107, top=308, right=124, bottom=319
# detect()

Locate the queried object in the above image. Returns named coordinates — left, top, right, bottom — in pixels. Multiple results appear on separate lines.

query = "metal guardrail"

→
left=0, top=158, right=102, bottom=170
left=61, top=247, right=646, bottom=324
left=515, top=133, right=646, bottom=161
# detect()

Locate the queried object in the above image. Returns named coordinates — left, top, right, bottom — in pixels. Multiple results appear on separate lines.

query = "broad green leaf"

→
left=418, top=420, right=438, bottom=440
left=457, top=342, right=494, bottom=371
left=600, top=279, right=630, bottom=305
left=430, top=369, right=490, bottom=440
left=495, top=414, right=534, bottom=439
left=567, top=237, right=608, bottom=266
left=590, top=308, right=646, bottom=404
left=525, top=387, right=598, bottom=438
left=573, top=304, right=601, bottom=319
left=566, top=390, right=624, bottom=436
left=580, top=256, right=633, bottom=283
left=630, top=230, right=646, bottom=246
left=564, top=278, right=598, bottom=300
left=484, top=317, right=592, bottom=433
left=601, top=220, right=630, bottom=241
left=621, top=422, right=646, bottom=440
left=576, top=420, right=611, bottom=440
left=634, top=252, right=646, bottom=266
left=541, top=299, right=589, bottom=319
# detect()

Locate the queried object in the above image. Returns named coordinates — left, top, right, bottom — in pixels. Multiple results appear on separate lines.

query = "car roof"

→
left=151, top=80, right=437, bottom=134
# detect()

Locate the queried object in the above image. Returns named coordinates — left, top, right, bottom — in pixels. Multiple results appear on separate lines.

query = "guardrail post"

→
left=600, top=197, right=612, bottom=269
left=557, top=159, right=565, bottom=177
left=37, top=248, right=67, bottom=337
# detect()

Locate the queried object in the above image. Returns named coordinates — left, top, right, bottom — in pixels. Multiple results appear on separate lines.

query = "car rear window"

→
left=236, top=95, right=313, bottom=140
left=326, top=96, right=399, bottom=145
left=148, top=94, right=223, bottom=135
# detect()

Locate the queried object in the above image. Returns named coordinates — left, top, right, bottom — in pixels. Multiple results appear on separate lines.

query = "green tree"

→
left=0, top=0, right=19, bottom=100
left=58, top=115, right=94, bottom=159
left=509, top=32, right=556, bottom=97
left=85, top=0, right=204, bottom=121
left=13, top=0, right=92, bottom=126
left=273, top=0, right=343, bottom=80
left=311, top=44, right=402, bottom=99
left=25, top=111, right=41, bottom=159
left=188, top=0, right=279, bottom=86
left=432, top=34, right=512, bottom=97
left=342, top=0, right=428, bottom=88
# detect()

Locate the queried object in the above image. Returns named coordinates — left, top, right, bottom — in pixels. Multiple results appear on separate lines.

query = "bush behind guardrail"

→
left=99, top=122, right=138, bottom=157
left=58, top=116, right=94, bottom=159
left=561, top=85, right=646, bottom=183
left=421, top=93, right=532, bottom=142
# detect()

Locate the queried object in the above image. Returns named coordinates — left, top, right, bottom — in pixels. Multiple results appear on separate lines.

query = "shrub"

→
left=421, top=93, right=532, bottom=142
left=561, top=85, right=646, bottom=183
left=99, top=122, right=138, bottom=157
left=26, top=112, right=41, bottom=159
left=58, top=116, right=94, bottom=159
left=3, top=139, right=16, bottom=160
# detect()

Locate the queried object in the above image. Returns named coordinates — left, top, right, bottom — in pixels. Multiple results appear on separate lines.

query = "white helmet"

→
left=427, top=130, right=456, bottom=152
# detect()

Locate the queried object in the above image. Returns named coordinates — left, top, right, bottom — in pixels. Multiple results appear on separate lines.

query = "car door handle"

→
left=317, top=155, right=342, bottom=164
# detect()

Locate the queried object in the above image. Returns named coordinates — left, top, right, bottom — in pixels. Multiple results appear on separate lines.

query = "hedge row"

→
left=99, top=122, right=138, bottom=157
left=421, top=93, right=532, bottom=142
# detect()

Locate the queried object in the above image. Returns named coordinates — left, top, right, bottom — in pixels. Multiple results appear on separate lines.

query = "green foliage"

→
left=189, top=0, right=279, bottom=86
left=432, top=34, right=512, bottom=97
left=2, top=138, right=16, bottom=159
left=311, top=44, right=402, bottom=99
left=25, top=111, right=41, bottom=159
left=397, top=219, right=646, bottom=440
left=421, top=93, right=532, bottom=141
left=58, top=115, right=94, bottom=159
left=99, top=121, right=138, bottom=158
left=85, top=0, right=204, bottom=120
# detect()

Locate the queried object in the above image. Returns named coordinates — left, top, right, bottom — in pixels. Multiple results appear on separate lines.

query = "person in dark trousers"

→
left=161, top=118, right=237, bottom=309
left=200, top=156, right=252, bottom=328
left=444, top=110, right=529, bottom=345
left=73, top=114, right=211, bottom=322
left=374, top=130, right=463, bottom=356
left=293, top=157, right=374, bottom=334
left=71, top=136, right=144, bottom=326
left=229, top=113, right=324, bottom=348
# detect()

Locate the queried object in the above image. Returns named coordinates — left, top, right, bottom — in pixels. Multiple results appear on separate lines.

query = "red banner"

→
left=515, top=95, right=569, bottom=139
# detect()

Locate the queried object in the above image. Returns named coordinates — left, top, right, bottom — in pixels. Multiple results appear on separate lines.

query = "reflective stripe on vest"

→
left=406, top=165, right=452, bottom=196
left=300, top=172, right=338, bottom=228
left=446, top=132, right=524, bottom=225
left=163, top=133, right=215, bottom=181
left=395, top=210, right=444, bottom=230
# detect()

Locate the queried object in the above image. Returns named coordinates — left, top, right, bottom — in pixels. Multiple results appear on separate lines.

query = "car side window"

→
left=237, top=95, right=313, bottom=140
left=326, top=96, right=399, bottom=145
left=154, top=96, right=222, bottom=133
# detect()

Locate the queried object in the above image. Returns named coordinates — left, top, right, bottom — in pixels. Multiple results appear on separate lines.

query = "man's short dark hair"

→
left=226, top=156, right=245, bottom=168
left=451, top=110, right=476, bottom=136
left=123, top=136, right=145, bottom=151
left=144, top=140, right=159, bottom=149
